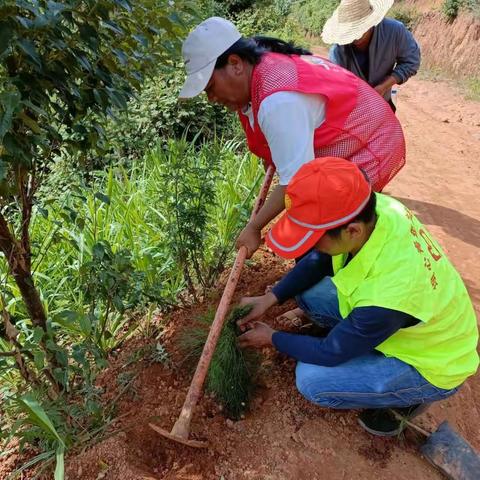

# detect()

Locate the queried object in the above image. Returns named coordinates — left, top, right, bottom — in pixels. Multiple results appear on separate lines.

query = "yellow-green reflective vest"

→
left=331, top=194, right=479, bottom=390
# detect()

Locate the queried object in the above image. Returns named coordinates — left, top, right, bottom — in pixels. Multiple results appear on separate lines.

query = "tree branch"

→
left=0, top=210, right=17, bottom=263
left=0, top=350, right=17, bottom=357
left=19, top=167, right=33, bottom=272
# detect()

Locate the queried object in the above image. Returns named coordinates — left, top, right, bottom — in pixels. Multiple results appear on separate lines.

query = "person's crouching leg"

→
left=295, top=361, right=348, bottom=408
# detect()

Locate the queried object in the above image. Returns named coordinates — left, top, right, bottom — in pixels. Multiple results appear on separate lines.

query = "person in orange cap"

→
left=237, top=157, right=478, bottom=436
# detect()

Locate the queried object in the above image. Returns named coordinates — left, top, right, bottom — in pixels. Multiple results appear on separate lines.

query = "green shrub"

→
left=441, top=0, right=480, bottom=19
left=153, top=138, right=263, bottom=297
left=234, top=4, right=283, bottom=36
left=233, top=1, right=307, bottom=47
left=290, top=0, right=338, bottom=37
left=100, top=67, right=235, bottom=166
left=273, top=0, right=294, bottom=16
left=465, top=76, right=480, bottom=100
left=443, top=0, right=463, bottom=18
left=388, top=6, right=421, bottom=30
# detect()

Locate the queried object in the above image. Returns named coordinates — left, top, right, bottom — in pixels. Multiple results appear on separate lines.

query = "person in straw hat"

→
left=179, top=17, right=406, bottom=259
left=323, top=0, right=420, bottom=112
left=236, top=156, right=478, bottom=436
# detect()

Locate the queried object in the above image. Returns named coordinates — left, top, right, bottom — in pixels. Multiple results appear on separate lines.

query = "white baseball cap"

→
left=179, top=17, right=242, bottom=99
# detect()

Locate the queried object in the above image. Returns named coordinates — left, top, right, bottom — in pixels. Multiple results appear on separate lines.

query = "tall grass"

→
left=1, top=137, right=262, bottom=344
left=465, top=76, right=480, bottom=101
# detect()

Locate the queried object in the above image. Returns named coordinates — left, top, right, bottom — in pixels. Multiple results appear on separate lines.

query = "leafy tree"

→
left=0, top=0, right=194, bottom=475
left=0, top=0, right=190, bottom=392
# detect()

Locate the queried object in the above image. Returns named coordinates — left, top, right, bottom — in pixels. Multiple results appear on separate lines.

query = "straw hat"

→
left=322, top=0, right=394, bottom=45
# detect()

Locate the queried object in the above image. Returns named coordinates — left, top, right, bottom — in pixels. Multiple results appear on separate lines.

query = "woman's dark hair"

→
left=215, top=36, right=312, bottom=69
left=325, top=192, right=377, bottom=238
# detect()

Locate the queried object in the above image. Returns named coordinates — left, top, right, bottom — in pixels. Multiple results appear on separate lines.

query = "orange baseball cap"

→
left=266, top=157, right=372, bottom=259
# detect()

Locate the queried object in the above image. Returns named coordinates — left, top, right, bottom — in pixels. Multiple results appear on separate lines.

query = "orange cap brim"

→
left=265, top=212, right=326, bottom=259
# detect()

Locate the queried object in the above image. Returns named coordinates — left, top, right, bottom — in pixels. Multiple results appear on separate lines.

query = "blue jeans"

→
left=293, top=277, right=458, bottom=409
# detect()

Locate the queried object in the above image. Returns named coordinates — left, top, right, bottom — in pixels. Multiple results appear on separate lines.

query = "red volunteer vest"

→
left=238, top=53, right=406, bottom=191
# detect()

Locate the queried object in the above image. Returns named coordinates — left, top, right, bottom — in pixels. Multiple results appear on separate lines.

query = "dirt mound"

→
left=413, top=11, right=480, bottom=78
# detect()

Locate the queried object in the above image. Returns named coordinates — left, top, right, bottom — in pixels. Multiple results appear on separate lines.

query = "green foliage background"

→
left=290, top=0, right=338, bottom=37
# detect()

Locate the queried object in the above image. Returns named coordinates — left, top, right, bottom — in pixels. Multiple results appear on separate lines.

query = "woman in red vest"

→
left=179, top=17, right=406, bottom=258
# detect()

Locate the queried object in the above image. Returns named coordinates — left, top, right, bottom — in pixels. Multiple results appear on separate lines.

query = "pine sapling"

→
left=180, top=305, right=259, bottom=419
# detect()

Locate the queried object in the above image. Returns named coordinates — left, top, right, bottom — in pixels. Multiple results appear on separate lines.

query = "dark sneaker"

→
left=304, top=323, right=332, bottom=337
left=358, top=404, right=429, bottom=437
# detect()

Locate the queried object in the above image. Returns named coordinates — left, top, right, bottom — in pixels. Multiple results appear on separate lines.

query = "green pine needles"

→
left=181, top=305, right=259, bottom=420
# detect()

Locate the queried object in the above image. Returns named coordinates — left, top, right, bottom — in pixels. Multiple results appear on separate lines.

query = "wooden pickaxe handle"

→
left=171, top=165, right=275, bottom=440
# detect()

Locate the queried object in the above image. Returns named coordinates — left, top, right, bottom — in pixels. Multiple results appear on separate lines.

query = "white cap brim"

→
left=178, top=59, right=216, bottom=99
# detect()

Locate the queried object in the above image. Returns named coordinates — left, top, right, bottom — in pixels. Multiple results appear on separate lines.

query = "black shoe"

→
left=358, top=403, right=430, bottom=437
left=304, top=323, right=332, bottom=337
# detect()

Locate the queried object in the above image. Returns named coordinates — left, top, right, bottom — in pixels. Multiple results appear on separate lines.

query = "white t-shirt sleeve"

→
left=258, top=91, right=326, bottom=185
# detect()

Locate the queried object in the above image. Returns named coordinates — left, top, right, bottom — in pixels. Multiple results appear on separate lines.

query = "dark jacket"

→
left=329, top=18, right=421, bottom=101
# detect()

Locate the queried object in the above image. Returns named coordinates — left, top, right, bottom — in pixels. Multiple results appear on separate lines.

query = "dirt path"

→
left=3, top=71, right=478, bottom=480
